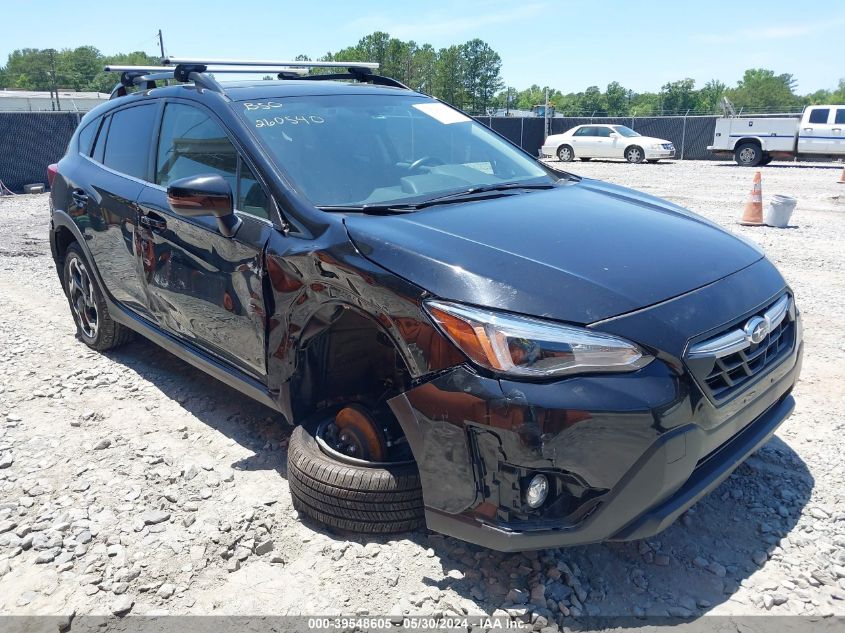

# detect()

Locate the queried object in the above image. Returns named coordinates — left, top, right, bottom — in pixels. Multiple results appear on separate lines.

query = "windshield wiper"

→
left=319, top=180, right=560, bottom=215
left=421, top=180, right=558, bottom=203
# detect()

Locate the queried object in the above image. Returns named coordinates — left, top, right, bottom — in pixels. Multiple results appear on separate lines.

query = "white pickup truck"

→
left=708, top=104, right=845, bottom=166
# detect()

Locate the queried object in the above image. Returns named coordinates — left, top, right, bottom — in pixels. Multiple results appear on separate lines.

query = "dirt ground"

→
left=1, top=159, right=844, bottom=627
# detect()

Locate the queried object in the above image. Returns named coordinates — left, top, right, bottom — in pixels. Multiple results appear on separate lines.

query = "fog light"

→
left=525, top=474, right=549, bottom=508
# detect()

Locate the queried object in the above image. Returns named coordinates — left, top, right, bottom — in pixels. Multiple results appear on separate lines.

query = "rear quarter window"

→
left=77, top=118, right=98, bottom=156
left=102, top=104, right=157, bottom=179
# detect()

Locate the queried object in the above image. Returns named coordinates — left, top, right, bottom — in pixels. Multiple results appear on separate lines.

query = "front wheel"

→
left=735, top=142, right=763, bottom=166
left=625, top=146, right=645, bottom=163
left=62, top=243, right=133, bottom=351
left=557, top=145, right=574, bottom=162
left=287, top=419, right=424, bottom=534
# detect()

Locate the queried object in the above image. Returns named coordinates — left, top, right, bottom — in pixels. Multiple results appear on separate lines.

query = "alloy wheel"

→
left=66, top=257, right=98, bottom=339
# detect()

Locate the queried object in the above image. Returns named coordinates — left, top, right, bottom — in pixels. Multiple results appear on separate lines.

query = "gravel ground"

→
left=1, top=159, right=844, bottom=626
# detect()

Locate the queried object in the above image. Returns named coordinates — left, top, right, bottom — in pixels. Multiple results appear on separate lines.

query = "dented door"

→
left=135, top=185, right=272, bottom=379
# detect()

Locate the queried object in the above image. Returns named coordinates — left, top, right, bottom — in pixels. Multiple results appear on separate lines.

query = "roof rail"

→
left=103, top=57, right=406, bottom=100
left=163, top=57, right=379, bottom=70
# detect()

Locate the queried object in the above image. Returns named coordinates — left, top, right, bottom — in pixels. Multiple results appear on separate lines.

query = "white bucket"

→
left=764, top=195, right=797, bottom=228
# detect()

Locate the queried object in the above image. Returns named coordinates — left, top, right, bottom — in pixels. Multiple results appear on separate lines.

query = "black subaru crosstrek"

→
left=48, top=61, right=802, bottom=551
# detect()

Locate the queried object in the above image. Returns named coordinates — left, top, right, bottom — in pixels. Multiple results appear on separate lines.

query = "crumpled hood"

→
left=344, top=178, right=764, bottom=324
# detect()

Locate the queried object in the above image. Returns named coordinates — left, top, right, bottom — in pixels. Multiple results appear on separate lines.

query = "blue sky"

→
left=2, top=0, right=843, bottom=94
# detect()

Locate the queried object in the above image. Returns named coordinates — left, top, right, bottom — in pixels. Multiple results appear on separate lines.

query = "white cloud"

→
left=697, top=17, right=845, bottom=44
left=347, top=3, right=548, bottom=41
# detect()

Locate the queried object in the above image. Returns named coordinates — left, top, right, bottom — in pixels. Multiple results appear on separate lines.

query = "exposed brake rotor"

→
left=328, top=405, right=388, bottom=462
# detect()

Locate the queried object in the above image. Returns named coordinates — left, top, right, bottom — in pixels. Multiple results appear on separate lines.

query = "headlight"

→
left=425, top=300, right=652, bottom=379
left=650, top=143, right=663, bottom=149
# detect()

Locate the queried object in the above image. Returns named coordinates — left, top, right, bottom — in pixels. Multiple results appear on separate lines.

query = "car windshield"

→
left=237, top=93, right=553, bottom=208
left=612, top=125, right=641, bottom=138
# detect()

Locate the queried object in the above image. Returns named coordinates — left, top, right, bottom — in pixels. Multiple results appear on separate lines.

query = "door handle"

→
left=833, top=128, right=842, bottom=132
left=71, top=188, right=88, bottom=208
left=803, top=127, right=813, bottom=131
left=139, top=213, right=167, bottom=231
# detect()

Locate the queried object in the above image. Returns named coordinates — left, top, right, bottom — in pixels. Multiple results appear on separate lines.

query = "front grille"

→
left=686, top=294, right=796, bottom=403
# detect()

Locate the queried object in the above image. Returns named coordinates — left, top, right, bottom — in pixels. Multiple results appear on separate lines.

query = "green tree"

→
left=727, top=68, right=800, bottom=112
left=434, top=45, right=465, bottom=109
left=459, top=38, right=502, bottom=114
left=832, top=79, right=845, bottom=102
left=411, top=44, right=437, bottom=93
left=604, top=81, right=629, bottom=116
left=698, top=79, right=726, bottom=113
left=659, top=78, right=697, bottom=113
left=60, top=46, right=102, bottom=91
left=579, top=86, right=605, bottom=114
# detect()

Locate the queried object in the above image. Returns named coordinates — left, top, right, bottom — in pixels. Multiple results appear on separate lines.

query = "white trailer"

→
left=708, top=104, right=845, bottom=166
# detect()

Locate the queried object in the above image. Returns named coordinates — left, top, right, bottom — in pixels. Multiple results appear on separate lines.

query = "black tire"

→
left=760, top=154, right=774, bottom=166
left=579, top=157, right=592, bottom=162
left=287, top=424, right=425, bottom=534
left=625, top=146, right=645, bottom=163
left=62, top=243, right=133, bottom=351
left=735, top=142, right=762, bottom=167
left=557, top=145, right=574, bottom=162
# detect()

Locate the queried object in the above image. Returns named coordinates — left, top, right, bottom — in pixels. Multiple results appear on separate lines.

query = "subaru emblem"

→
left=744, top=316, right=769, bottom=345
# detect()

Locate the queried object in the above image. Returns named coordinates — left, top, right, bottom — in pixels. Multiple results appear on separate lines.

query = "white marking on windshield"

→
left=412, top=102, right=471, bottom=125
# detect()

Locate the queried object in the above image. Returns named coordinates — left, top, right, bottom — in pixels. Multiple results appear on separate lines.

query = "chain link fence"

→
left=0, top=112, right=81, bottom=192
left=479, top=115, right=721, bottom=160
left=1, top=111, right=728, bottom=193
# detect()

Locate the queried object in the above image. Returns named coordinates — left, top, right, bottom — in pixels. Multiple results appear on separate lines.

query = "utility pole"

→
left=158, top=30, right=166, bottom=60
left=543, top=87, right=550, bottom=140
left=47, top=49, right=60, bottom=112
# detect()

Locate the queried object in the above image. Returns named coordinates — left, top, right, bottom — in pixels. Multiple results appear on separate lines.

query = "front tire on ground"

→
left=557, top=145, right=574, bottom=162
left=287, top=424, right=425, bottom=534
left=625, top=146, right=645, bottom=163
left=62, top=243, right=133, bottom=352
left=735, top=142, right=763, bottom=166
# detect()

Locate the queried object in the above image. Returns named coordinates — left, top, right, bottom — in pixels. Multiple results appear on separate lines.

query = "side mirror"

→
left=167, top=174, right=241, bottom=237
left=609, top=132, right=619, bottom=138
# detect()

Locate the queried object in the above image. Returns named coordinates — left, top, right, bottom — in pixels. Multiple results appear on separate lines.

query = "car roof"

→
left=221, top=80, right=423, bottom=101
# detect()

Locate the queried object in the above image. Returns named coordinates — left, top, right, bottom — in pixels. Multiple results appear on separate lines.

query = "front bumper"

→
left=388, top=263, right=802, bottom=551
left=644, top=148, right=676, bottom=159
left=390, top=343, right=800, bottom=551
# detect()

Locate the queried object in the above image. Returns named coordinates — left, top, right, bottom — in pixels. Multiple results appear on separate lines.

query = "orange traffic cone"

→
left=838, top=167, right=845, bottom=184
left=740, top=171, right=765, bottom=226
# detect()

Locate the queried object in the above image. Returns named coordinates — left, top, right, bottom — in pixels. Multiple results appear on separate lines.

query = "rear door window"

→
left=103, top=104, right=157, bottom=179
left=835, top=109, right=845, bottom=125
left=808, top=108, right=830, bottom=124
left=595, top=127, right=613, bottom=137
